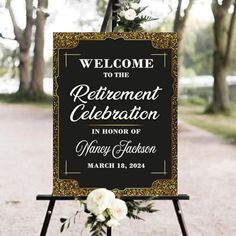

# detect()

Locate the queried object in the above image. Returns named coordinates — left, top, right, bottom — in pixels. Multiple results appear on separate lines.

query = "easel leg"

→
left=172, top=200, right=188, bottom=236
left=40, top=199, right=56, bottom=236
left=107, top=227, right=112, bottom=236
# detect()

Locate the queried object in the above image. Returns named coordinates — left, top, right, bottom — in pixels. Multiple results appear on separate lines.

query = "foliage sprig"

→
left=114, top=0, right=158, bottom=32
left=60, top=189, right=157, bottom=236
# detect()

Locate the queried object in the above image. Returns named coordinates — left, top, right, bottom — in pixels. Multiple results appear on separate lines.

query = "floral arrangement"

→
left=60, top=188, right=157, bottom=236
left=114, top=0, right=158, bottom=32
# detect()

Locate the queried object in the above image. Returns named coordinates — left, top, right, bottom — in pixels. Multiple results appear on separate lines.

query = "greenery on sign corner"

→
left=114, top=0, right=158, bottom=32
left=126, top=200, right=158, bottom=220
left=60, top=210, right=81, bottom=234
left=60, top=199, right=157, bottom=236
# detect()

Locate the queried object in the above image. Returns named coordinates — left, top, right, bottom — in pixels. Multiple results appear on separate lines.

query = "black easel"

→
left=36, top=194, right=190, bottom=236
left=101, top=0, right=119, bottom=32
left=39, top=1, right=190, bottom=235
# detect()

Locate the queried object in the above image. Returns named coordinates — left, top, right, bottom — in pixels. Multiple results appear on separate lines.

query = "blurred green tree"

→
left=6, top=0, right=33, bottom=93
left=174, top=0, right=194, bottom=53
left=210, top=0, right=236, bottom=113
left=31, top=0, right=49, bottom=95
left=172, top=0, right=194, bottom=78
left=4, top=0, right=49, bottom=99
left=96, top=0, right=107, bottom=16
left=182, top=22, right=214, bottom=76
left=0, top=43, right=18, bottom=77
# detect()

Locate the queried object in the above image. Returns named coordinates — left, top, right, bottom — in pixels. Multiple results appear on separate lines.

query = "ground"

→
left=0, top=103, right=236, bottom=236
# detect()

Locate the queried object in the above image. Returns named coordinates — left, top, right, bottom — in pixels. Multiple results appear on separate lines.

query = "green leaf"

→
left=137, top=6, right=148, bottom=14
left=60, top=218, right=67, bottom=223
left=139, top=15, right=158, bottom=22
left=60, top=223, right=65, bottom=233
left=126, top=199, right=158, bottom=220
left=114, top=26, right=125, bottom=32
left=67, top=219, right=70, bottom=229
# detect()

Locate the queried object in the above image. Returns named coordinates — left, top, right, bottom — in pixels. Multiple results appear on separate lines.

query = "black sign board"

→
left=53, top=33, right=177, bottom=196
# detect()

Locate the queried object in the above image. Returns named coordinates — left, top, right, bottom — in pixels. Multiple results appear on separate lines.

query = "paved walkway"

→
left=0, top=103, right=236, bottom=235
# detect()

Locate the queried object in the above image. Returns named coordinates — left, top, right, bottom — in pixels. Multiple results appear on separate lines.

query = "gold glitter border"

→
left=53, top=32, right=178, bottom=196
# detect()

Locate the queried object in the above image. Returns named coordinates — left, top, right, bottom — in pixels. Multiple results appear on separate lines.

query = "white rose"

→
left=86, top=188, right=115, bottom=216
left=130, top=3, right=139, bottom=10
left=107, top=218, right=120, bottom=227
left=96, top=214, right=106, bottom=222
left=109, top=199, right=128, bottom=221
left=119, top=11, right=125, bottom=17
left=124, top=9, right=137, bottom=21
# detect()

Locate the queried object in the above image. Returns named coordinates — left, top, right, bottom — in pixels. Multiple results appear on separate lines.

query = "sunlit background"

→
left=0, top=0, right=236, bottom=235
left=0, top=0, right=235, bottom=101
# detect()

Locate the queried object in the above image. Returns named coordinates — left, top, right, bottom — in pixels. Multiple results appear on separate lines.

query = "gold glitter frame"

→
left=53, top=32, right=178, bottom=196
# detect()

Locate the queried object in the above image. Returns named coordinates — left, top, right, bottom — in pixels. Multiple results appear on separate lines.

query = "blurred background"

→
left=1, top=0, right=236, bottom=124
left=0, top=0, right=236, bottom=235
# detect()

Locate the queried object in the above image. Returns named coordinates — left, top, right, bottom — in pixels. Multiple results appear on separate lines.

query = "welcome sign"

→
left=53, top=33, right=177, bottom=196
